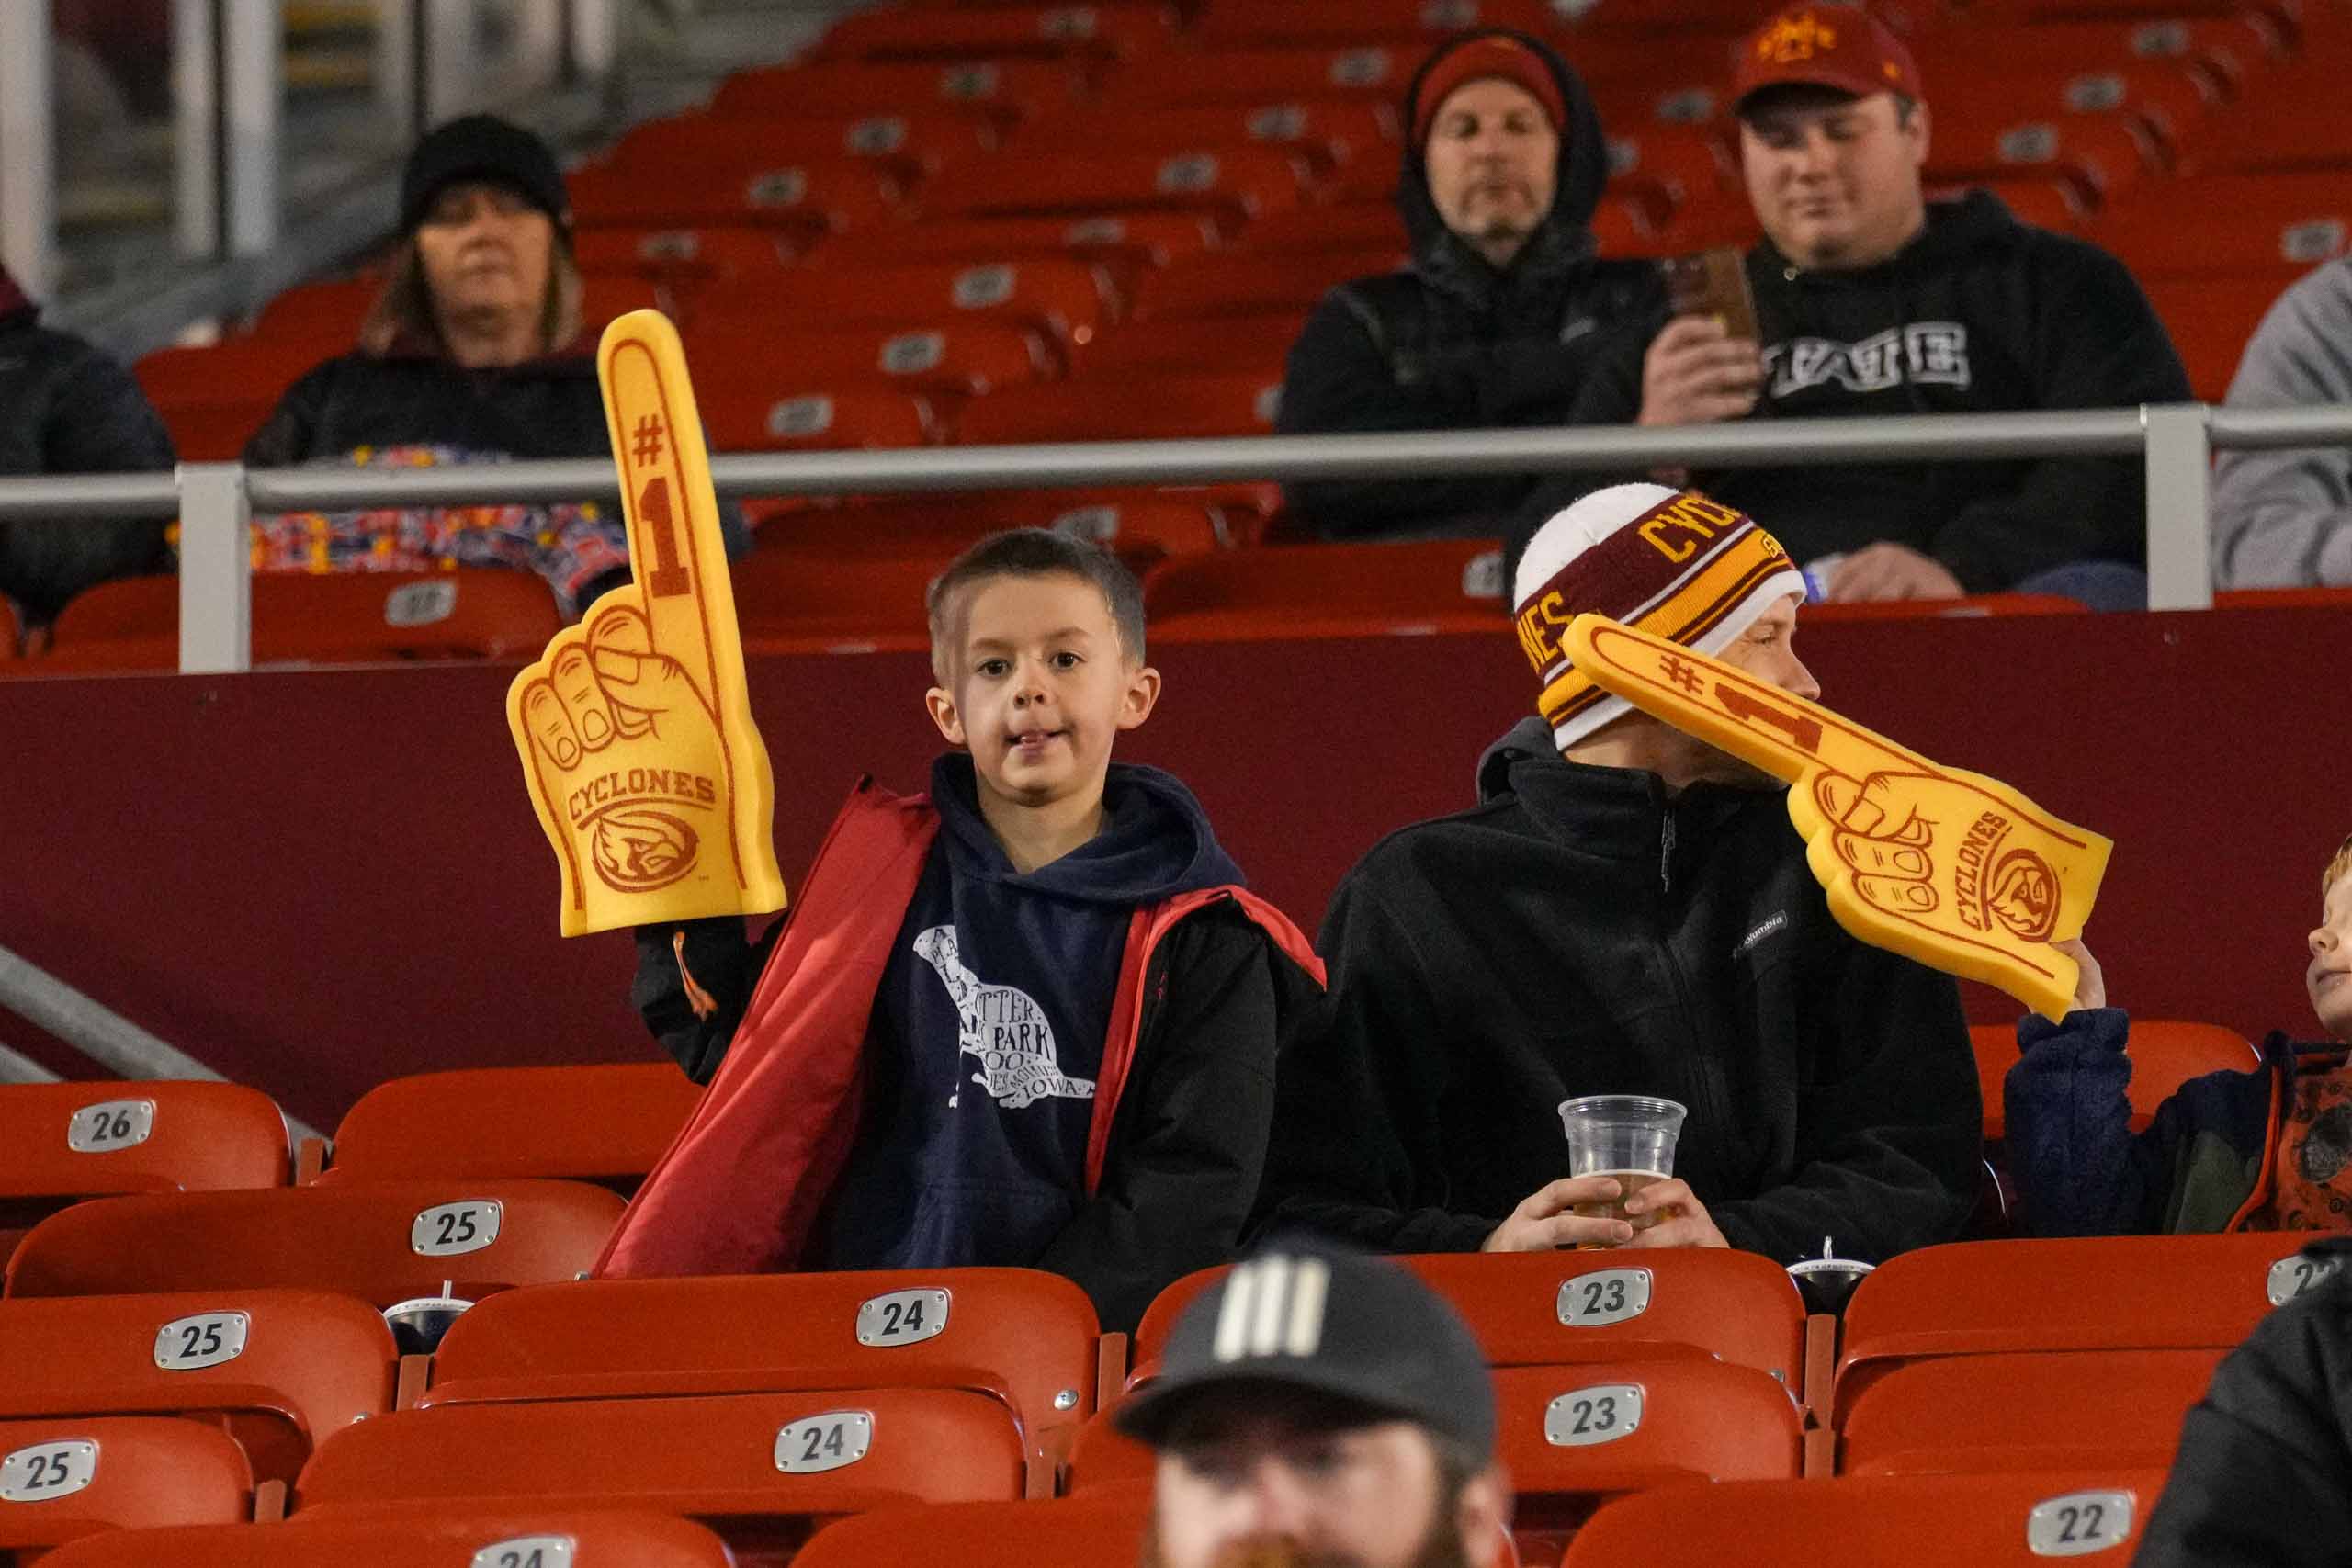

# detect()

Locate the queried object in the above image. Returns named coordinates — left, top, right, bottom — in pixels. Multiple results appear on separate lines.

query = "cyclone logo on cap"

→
left=590, top=807, right=698, bottom=892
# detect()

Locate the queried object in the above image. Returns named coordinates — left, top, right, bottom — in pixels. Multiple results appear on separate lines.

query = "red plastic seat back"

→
left=793, top=1493, right=1150, bottom=1568
left=0, top=1082, right=288, bottom=1210
left=1973, top=1017, right=2257, bottom=1139
left=0, top=1416, right=253, bottom=1551
left=321, top=1064, right=706, bottom=1190
left=37, top=1509, right=738, bottom=1568
left=4, top=1180, right=624, bottom=1308
left=1838, top=1348, right=2222, bottom=1476
left=1143, top=538, right=1507, bottom=642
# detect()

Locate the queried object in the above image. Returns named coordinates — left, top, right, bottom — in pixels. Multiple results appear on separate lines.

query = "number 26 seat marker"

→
left=508, top=310, right=788, bottom=936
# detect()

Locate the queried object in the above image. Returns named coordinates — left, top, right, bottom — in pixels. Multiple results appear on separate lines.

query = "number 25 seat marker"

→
left=508, top=310, right=788, bottom=936
left=1565, top=614, right=2111, bottom=1022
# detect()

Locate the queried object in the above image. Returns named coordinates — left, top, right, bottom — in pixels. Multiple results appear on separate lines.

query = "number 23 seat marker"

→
left=1565, top=614, right=2111, bottom=1021
left=508, top=310, right=788, bottom=935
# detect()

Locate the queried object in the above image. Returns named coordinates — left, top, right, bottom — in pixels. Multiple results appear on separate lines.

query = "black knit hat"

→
left=1116, top=1239, right=1497, bottom=1461
left=399, top=114, right=570, bottom=235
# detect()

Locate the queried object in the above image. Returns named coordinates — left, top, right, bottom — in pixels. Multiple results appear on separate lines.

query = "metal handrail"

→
left=2, top=400, right=2349, bottom=667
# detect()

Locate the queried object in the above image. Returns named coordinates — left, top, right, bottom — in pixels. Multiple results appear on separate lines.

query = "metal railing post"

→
left=2144, top=402, right=2215, bottom=611
left=177, top=463, right=253, bottom=673
left=172, top=0, right=221, bottom=259
left=0, top=2, right=57, bottom=298
left=223, top=0, right=282, bottom=256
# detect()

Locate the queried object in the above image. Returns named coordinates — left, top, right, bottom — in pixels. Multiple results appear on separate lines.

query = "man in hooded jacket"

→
left=0, top=264, right=175, bottom=628
left=1275, top=29, right=1664, bottom=542
left=1534, top=6, right=2188, bottom=607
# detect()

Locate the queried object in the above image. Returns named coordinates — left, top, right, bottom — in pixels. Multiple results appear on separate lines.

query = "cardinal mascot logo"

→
left=591, top=807, right=699, bottom=892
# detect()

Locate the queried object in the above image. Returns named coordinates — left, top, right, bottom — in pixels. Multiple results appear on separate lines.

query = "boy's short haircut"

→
left=2325, top=832, right=2352, bottom=897
left=925, top=527, right=1148, bottom=683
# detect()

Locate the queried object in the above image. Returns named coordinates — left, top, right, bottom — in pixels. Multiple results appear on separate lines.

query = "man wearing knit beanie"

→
left=1274, top=29, right=1664, bottom=543
left=1253, top=485, right=1982, bottom=1268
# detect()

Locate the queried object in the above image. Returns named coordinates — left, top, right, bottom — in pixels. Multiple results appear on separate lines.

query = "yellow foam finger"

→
left=1566, top=614, right=2111, bottom=1021
left=504, top=310, right=787, bottom=936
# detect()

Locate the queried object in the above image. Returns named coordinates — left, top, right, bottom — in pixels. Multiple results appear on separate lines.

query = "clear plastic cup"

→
left=1557, top=1095, right=1688, bottom=1246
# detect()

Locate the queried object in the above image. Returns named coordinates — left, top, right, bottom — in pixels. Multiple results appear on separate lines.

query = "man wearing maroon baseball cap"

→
left=1535, top=3, right=2188, bottom=612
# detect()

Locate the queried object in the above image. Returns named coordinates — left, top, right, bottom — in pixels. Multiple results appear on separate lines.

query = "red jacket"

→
left=600, top=779, right=1322, bottom=1284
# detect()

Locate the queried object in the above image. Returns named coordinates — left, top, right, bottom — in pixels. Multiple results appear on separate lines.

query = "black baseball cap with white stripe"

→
left=1114, top=1239, right=1497, bottom=1461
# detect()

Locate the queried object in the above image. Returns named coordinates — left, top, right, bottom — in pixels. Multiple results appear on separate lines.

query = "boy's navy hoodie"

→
left=815, top=755, right=1243, bottom=1273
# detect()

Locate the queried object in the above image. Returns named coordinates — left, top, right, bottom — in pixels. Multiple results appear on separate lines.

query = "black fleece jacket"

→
left=1537, top=191, right=2189, bottom=591
left=0, top=302, right=175, bottom=624
left=1275, top=29, right=1663, bottom=541
left=2134, top=1235, right=2352, bottom=1567
left=1250, top=716, right=1981, bottom=1265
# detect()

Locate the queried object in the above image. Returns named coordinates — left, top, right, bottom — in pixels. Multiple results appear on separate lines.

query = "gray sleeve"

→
left=2212, top=263, right=2352, bottom=589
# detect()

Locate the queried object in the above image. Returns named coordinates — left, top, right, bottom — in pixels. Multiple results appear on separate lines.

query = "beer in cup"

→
left=1557, top=1094, right=1688, bottom=1247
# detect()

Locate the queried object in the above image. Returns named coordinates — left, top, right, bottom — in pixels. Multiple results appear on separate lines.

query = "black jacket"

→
left=1542, top=192, right=2190, bottom=591
left=634, top=858, right=1322, bottom=1336
left=245, top=347, right=749, bottom=564
left=0, top=302, right=175, bottom=625
left=1275, top=30, right=1664, bottom=541
left=2133, top=1235, right=2352, bottom=1567
left=1250, top=716, right=1981, bottom=1265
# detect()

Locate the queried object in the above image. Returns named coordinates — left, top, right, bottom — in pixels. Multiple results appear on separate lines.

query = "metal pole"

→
left=0, top=942, right=322, bottom=1141
left=373, top=0, right=421, bottom=139
left=222, top=0, right=281, bottom=256
left=0, top=1040, right=62, bottom=1085
left=172, top=0, right=221, bottom=259
left=2144, top=403, right=2215, bottom=612
left=0, top=1, right=57, bottom=298
left=177, top=463, right=252, bottom=673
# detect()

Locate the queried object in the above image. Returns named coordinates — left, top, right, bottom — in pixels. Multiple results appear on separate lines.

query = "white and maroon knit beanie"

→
left=1513, top=482, right=1806, bottom=752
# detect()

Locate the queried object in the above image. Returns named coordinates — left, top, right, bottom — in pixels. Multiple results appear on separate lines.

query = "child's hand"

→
left=2054, top=938, right=2107, bottom=1012
left=507, top=310, right=787, bottom=936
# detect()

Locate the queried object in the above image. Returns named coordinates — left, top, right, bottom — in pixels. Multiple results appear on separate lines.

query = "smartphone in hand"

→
left=1658, top=247, right=1759, bottom=343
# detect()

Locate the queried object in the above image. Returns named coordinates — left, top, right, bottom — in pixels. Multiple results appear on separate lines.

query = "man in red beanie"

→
left=1276, top=29, right=1665, bottom=543
left=1544, top=4, right=2188, bottom=611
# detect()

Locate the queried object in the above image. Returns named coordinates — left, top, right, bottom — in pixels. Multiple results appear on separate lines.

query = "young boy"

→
left=2007, top=837, right=2352, bottom=1234
left=597, top=529, right=1322, bottom=1330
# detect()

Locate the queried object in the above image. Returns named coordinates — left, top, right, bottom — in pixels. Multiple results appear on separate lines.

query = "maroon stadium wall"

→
left=4, top=606, right=2336, bottom=1126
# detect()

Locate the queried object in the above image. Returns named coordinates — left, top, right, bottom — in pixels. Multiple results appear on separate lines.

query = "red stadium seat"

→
left=248, top=277, right=382, bottom=344
left=921, top=147, right=1309, bottom=233
left=684, top=320, right=1051, bottom=398
left=314, top=1064, right=705, bottom=1192
left=293, top=1387, right=1032, bottom=1549
left=570, top=224, right=792, bottom=287
left=159, top=402, right=274, bottom=462
left=4, top=1180, right=624, bottom=1308
left=421, top=1268, right=1105, bottom=1470
left=701, top=256, right=1115, bottom=356
left=0, top=1083, right=288, bottom=1227
left=0, top=1290, right=395, bottom=1485
left=1971, top=1017, right=2259, bottom=1139
left=730, top=551, right=942, bottom=654
left=700, top=384, right=939, bottom=454
left=956, top=373, right=1283, bottom=444
left=40, top=570, right=565, bottom=673
left=0, top=1416, right=255, bottom=1551
left=37, top=1510, right=739, bottom=1568
left=1131, top=1250, right=1809, bottom=1392
left=1835, top=1233, right=2333, bottom=1418
left=134, top=339, right=325, bottom=415
left=1080, top=314, right=1297, bottom=380
left=1837, top=1348, right=2222, bottom=1475
left=1191, top=0, right=1555, bottom=47
left=1494, top=1360, right=1802, bottom=1549
left=1956, top=62, right=2220, bottom=157
left=2098, top=174, right=2352, bottom=273
left=811, top=3, right=1176, bottom=63
left=1564, top=1469, right=2171, bottom=1566
left=565, top=156, right=904, bottom=243
left=1933, top=16, right=2284, bottom=94
left=711, top=60, right=1088, bottom=129
left=794, top=1495, right=1150, bottom=1568
left=2139, top=269, right=2295, bottom=400
left=1114, top=44, right=1421, bottom=106
left=1144, top=538, right=1507, bottom=642
left=1129, top=247, right=1404, bottom=321
left=1605, top=125, right=1737, bottom=219
left=1924, top=109, right=2160, bottom=206
left=1241, top=198, right=1409, bottom=253
left=1022, top=99, right=1397, bottom=172
left=605, top=108, right=998, bottom=185
left=808, top=211, right=1217, bottom=273
left=1925, top=177, right=2087, bottom=231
